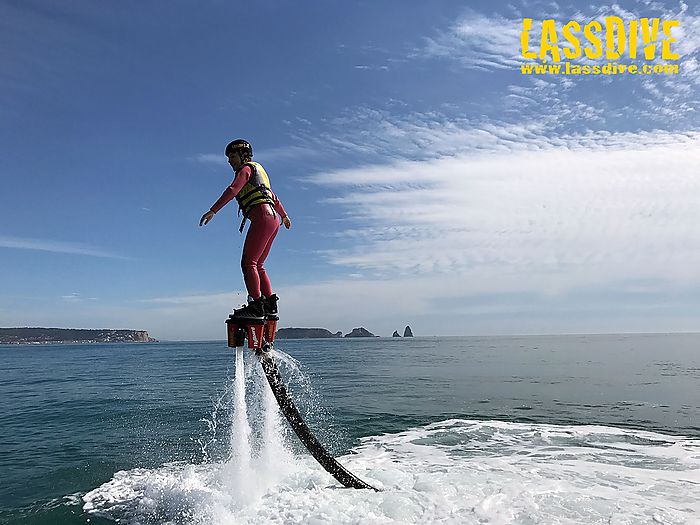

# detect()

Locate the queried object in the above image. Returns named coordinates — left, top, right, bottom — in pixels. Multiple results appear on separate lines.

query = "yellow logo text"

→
left=521, top=17, right=680, bottom=62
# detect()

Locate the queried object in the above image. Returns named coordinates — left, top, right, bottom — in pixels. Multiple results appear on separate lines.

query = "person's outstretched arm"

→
left=199, top=166, right=253, bottom=226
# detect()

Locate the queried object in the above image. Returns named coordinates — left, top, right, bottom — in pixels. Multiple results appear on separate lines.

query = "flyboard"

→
left=225, top=312, right=378, bottom=491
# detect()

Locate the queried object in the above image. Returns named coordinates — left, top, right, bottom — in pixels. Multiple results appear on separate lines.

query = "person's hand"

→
left=199, top=210, right=215, bottom=226
left=282, top=216, right=291, bottom=229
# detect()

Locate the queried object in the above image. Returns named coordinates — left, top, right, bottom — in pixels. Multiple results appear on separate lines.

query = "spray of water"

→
left=214, top=345, right=308, bottom=508
left=270, top=348, right=343, bottom=455
left=270, top=349, right=308, bottom=389
left=219, top=346, right=252, bottom=497
left=259, top=361, right=294, bottom=479
left=232, top=347, right=252, bottom=465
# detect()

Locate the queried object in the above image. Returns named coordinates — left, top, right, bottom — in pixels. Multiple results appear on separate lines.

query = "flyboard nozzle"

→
left=264, top=316, right=278, bottom=344
left=226, top=315, right=266, bottom=349
left=225, top=317, right=246, bottom=348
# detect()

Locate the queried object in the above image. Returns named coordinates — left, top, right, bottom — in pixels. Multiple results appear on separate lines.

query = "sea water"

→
left=0, top=334, right=698, bottom=524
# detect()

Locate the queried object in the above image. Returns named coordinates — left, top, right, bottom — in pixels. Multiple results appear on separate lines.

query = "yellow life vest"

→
left=235, top=162, right=276, bottom=231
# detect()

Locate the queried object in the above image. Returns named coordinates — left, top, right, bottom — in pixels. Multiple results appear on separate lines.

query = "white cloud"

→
left=300, top=107, right=558, bottom=162
left=421, top=12, right=523, bottom=70
left=190, top=145, right=321, bottom=166
left=353, top=64, right=389, bottom=71
left=416, top=6, right=700, bottom=126
left=254, top=145, right=322, bottom=162
left=0, top=236, right=130, bottom=259
left=61, top=293, right=97, bottom=303
left=421, top=5, right=699, bottom=70
left=191, top=154, right=227, bottom=166
left=137, top=291, right=239, bottom=306
left=303, top=100, right=698, bottom=165
left=305, top=132, right=700, bottom=302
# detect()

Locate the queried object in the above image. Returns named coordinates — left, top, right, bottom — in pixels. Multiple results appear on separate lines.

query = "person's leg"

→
left=257, top=222, right=279, bottom=297
left=241, top=221, right=265, bottom=299
left=241, top=205, right=280, bottom=299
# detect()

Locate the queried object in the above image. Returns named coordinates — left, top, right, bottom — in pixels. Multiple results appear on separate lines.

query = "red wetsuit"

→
left=210, top=164, right=287, bottom=299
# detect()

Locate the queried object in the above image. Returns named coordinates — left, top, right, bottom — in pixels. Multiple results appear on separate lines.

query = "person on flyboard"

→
left=199, top=139, right=291, bottom=319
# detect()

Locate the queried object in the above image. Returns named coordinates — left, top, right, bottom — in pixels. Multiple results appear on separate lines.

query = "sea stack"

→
left=392, top=330, right=401, bottom=337
left=403, top=325, right=414, bottom=337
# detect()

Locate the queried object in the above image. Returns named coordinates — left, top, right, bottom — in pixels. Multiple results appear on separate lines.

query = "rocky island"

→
left=344, top=327, right=377, bottom=338
left=276, top=328, right=343, bottom=339
left=0, top=328, right=158, bottom=345
left=276, top=327, right=379, bottom=338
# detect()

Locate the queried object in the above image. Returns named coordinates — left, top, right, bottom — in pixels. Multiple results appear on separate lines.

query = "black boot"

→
left=264, top=294, right=279, bottom=316
left=232, top=297, right=265, bottom=319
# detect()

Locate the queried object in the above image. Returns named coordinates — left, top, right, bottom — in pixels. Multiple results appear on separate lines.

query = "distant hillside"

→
left=0, top=328, right=158, bottom=345
left=276, top=328, right=343, bottom=339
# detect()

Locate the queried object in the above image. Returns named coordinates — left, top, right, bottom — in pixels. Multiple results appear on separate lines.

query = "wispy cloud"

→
left=419, top=4, right=698, bottom=69
left=255, top=145, right=323, bottom=162
left=0, top=236, right=130, bottom=259
left=294, top=102, right=698, bottom=166
left=137, top=291, right=239, bottom=306
left=190, top=153, right=227, bottom=166
left=305, top=131, right=700, bottom=305
left=61, top=292, right=97, bottom=303
left=416, top=5, right=700, bottom=126
left=421, top=11, right=523, bottom=71
left=190, top=145, right=321, bottom=167
left=353, top=64, right=389, bottom=71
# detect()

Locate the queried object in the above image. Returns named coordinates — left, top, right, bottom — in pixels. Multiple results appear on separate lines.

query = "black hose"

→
left=257, top=350, right=379, bottom=491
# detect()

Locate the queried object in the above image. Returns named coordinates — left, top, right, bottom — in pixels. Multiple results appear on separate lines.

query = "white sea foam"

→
left=83, top=416, right=700, bottom=524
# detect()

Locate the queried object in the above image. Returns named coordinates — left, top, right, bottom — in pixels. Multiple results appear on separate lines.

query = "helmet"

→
left=225, top=139, right=253, bottom=159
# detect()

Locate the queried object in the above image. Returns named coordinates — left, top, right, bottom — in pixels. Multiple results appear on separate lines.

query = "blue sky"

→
left=1, top=0, right=699, bottom=339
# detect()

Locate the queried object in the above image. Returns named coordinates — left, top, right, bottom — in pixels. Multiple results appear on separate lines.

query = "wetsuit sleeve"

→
left=210, top=165, right=252, bottom=214
left=270, top=189, right=287, bottom=218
